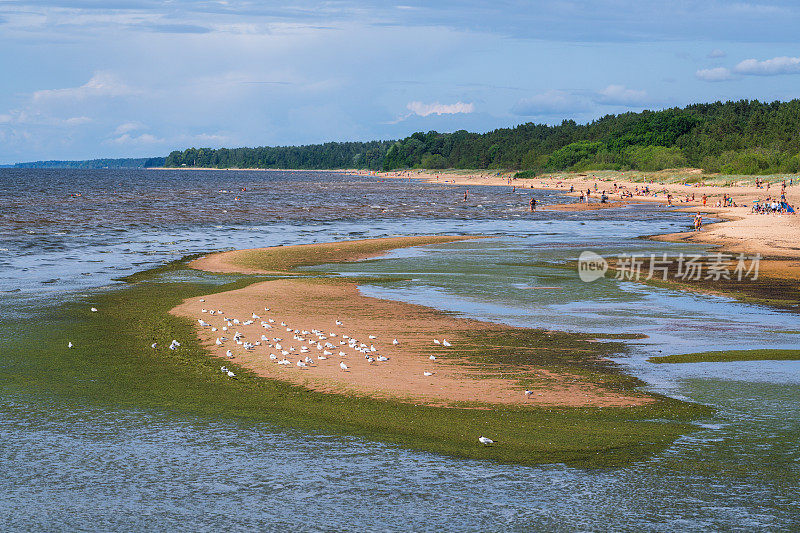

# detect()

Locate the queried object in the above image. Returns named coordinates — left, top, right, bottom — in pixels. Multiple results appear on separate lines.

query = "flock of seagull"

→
left=192, top=299, right=453, bottom=380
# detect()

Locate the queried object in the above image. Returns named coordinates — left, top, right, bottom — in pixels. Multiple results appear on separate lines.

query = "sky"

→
left=2, top=1, right=800, bottom=163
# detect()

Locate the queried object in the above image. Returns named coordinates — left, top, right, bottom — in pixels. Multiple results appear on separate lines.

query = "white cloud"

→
left=696, top=67, right=734, bottom=81
left=114, top=121, right=146, bottom=135
left=406, top=101, right=474, bottom=117
left=511, top=90, right=588, bottom=116
left=32, top=72, right=138, bottom=102
left=708, top=49, right=726, bottom=59
left=594, top=85, right=648, bottom=106
left=0, top=109, right=92, bottom=126
left=734, top=56, right=800, bottom=75
left=107, top=133, right=163, bottom=146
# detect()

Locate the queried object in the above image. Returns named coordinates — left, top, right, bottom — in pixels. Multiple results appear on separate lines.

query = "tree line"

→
left=14, top=157, right=165, bottom=169
left=163, top=99, right=800, bottom=175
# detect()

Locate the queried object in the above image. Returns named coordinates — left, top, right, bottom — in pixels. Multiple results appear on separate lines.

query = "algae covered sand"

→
left=188, top=235, right=483, bottom=274
left=650, top=349, right=800, bottom=364
left=3, top=237, right=712, bottom=468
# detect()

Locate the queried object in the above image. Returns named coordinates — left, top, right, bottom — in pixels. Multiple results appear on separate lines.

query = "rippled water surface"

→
left=1, top=169, right=798, bottom=530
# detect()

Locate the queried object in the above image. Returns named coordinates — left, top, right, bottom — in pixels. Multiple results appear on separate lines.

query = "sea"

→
left=1, top=169, right=798, bottom=531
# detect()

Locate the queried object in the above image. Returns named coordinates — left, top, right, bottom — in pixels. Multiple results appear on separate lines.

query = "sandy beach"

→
left=372, top=169, right=800, bottom=268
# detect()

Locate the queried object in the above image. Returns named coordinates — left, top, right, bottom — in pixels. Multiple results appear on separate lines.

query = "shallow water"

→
left=1, top=169, right=799, bottom=530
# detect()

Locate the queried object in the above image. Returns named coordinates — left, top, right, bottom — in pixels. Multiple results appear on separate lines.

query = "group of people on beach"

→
left=752, top=197, right=795, bottom=214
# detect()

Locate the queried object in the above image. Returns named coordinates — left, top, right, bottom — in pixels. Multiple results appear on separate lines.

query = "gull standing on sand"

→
left=433, top=339, right=441, bottom=345
left=340, top=362, right=349, bottom=371
left=478, top=436, right=494, bottom=446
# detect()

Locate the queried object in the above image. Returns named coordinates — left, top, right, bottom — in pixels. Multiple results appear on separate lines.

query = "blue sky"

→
left=2, top=1, right=800, bottom=163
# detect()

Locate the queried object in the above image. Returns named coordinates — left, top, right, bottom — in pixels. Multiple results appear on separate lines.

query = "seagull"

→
left=433, top=339, right=441, bottom=345
left=376, top=356, right=388, bottom=362
left=151, top=343, right=157, bottom=349
left=525, top=390, right=534, bottom=398
left=340, top=362, right=349, bottom=371
left=226, top=370, right=236, bottom=378
left=252, top=313, right=260, bottom=319
left=367, top=357, right=375, bottom=364
left=318, top=355, right=327, bottom=360
left=199, top=299, right=205, bottom=302
left=226, top=349, right=233, bottom=358
left=368, top=335, right=377, bottom=339
left=442, top=339, right=451, bottom=347
left=339, top=351, right=347, bottom=357
left=220, top=366, right=227, bottom=372
left=335, top=320, right=343, bottom=325
left=423, top=371, right=434, bottom=376
left=478, top=436, right=494, bottom=446
left=429, top=355, right=436, bottom=361
left=90, top=307, right=98, bottom=312
left=68, top=342, right=73, bottom=348
left=297, top=360, right=307, bottom=368
left=269, top=353, right=278, bottom=361
left=392, top=339, right=399, bottom=345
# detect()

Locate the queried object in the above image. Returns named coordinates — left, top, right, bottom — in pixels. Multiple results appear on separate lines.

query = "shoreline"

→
left=375, top=169, right=800, bottom=281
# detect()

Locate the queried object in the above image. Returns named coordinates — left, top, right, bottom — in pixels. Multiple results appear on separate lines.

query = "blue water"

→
left=1, top=169, right=799, bottom=530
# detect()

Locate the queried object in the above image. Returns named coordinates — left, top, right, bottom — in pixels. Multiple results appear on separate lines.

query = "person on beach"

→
left=464, top=190, right=468, bottom=202
left=693, top=213, right=703, bottom=231
left=530, top=197, right=537, bottom=211
left=702, top=194, right=707, bottom=206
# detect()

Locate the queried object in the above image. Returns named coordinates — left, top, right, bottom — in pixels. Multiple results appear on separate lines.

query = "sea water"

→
left=1, top=169, right=798, bottom=530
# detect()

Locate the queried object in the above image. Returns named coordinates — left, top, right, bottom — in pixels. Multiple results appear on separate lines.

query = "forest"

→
left=14, top=157, right=165, bottom=169
left=163, top=99, right=800, bottom=175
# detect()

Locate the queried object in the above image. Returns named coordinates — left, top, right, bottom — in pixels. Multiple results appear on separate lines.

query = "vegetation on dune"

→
left=164, top=99, right=800, bottom=175
left=649, top=349, right=800, bottom=364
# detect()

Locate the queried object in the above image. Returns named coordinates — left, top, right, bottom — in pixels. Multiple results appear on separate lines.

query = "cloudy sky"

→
left=2, top=1, right=800, bottom=163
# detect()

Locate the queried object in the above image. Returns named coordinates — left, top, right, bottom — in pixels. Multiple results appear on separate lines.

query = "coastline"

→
left=375, top=169, right=800, bottom=283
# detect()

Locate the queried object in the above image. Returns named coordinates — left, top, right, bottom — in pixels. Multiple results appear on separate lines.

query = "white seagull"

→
left=340, top=362, right=349, bottom=371
left=478, top=436, right=494, bottom=446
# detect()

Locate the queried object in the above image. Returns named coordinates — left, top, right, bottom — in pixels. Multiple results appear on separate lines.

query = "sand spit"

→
left=172, top=278, right=647, bottom=408
left=175, top=236, right=649, bottom=409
